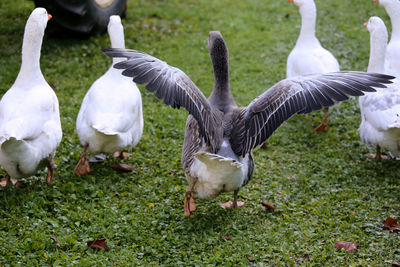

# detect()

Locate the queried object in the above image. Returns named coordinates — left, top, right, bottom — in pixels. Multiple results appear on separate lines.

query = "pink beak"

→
left=287, top=0, right=294, bottom=2
left=363, top=22, right=368, bottom=28
left=374, top=0, right=379, bottom=3
left=47, top=14, right=52, bottom=20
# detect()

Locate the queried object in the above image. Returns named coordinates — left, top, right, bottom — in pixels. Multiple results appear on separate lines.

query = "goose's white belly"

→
left=359, top=120, right=400, bottom=158
left=188, top=152, right=249, bottom=200
left=359, top=85, right=400, bottom=158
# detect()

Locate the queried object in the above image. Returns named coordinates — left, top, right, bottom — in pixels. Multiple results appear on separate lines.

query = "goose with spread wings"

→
left=103, top=31, right=393, bottom=217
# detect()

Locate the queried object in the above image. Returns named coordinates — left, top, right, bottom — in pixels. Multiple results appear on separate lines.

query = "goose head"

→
left=365, top=16, right=388, bottom=41
left=25, top=8, right=51, bottom=38
left=208, top=31, right=228, bottom=65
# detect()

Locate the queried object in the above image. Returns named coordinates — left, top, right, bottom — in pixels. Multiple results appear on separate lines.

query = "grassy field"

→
left=1, top=0, right=399, bottom=265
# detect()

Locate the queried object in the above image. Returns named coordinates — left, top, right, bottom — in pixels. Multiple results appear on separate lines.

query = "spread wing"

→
left=102, top=48, right=223, bottom=151
left=231, top=72, right=394, bottom=156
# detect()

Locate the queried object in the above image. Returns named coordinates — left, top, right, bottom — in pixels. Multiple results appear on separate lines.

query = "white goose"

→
left=74, top=15, right=143, bottom=175
left=359, top=16, right=400, bottom=159
left=104, top=31, right=393, bottom=217
left=287, top=0, right=340, bottom=131
left=0, top=8, right=62, bottom=185
left=374, top=0, right=400, bottom=77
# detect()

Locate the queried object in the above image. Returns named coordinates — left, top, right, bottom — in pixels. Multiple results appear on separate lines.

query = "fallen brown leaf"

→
left=87, top=239, right=109, bottom=252
left=392, top=263, right=400, bottom=267
left=261, top=201, right=275, bottom=211
left=110, top=163, right=134, bottom=173
left=260, top=142, right=268, bottom=148
left=383, top=217, right=400, bottom=232
left=219, top=201, right=245, bottom=209
left=334, top=241, right=357, bottom=252
left=295, top=254, right=309, bottom=262
left=221, top=235, right=232, bottom=240
left=50, top=236, right=61, bottom=247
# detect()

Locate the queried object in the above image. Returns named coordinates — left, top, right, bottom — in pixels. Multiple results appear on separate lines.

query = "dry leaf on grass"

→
left=261, top=201, right=275, bottom=211
left=219, top=201, right=245, bottom=209
left=334, top=241, right=357, bottom=252
left=50, top=236, right=60, bottom=247
left=87, top=239, right=109, bottom=252
left=295, top=254, right=309, bottom=262
left=221, top=235, right=232, bottom=240
left=392, top=263, right=400, bottom=267
left=383, top=217, right=400, bottom=232
left=110, top=164, right=134, bottom=173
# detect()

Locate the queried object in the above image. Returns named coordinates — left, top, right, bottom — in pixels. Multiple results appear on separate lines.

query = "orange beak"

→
left=374, top=0, right=379, bottom=3
left=363, top=22, right=368, bottom=28
left=287, top=0, right=294, bottom=2
left=47, top=14, right=52, bottom=20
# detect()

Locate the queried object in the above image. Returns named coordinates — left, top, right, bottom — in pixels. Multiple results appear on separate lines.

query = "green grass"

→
left=1, top=0, right=399, bottom=265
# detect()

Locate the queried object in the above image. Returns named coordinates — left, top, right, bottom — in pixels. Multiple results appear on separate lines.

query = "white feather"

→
left=188, top=151, right=249, bottom=200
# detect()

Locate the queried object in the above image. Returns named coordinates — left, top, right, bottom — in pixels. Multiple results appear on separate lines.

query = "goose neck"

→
left=368, top=30, right=388, bottom=73
left=110, top=26, right=126, bottom=65
left=297, top=2, right=317, bottom=44
left=15, top=23, right=45, bottom=86
left=209, top=47, right=236, bottom=111
left=387, top=7, right=400, bottom=39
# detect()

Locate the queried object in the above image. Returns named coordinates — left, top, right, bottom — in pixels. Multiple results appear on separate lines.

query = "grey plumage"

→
left=102, top=31, right=393, bottom=207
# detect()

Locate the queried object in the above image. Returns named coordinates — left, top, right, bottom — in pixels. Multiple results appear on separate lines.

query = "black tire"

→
left=33, top=0, right=127, bottom=35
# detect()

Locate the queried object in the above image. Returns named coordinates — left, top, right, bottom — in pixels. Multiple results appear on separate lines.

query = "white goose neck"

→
left=368, top=29, right=388, bottom=73
left=109, top=24, right=126, bottom=65
left=14, top=21, right=45, bottom=87
left=385, top=5, right=400, bottom=40
left=296, top=1, right=318, bottom=45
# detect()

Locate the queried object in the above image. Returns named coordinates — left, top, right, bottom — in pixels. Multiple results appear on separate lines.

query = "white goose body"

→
left=286, top=0, right=339, bottom=78
left=0, top=8, right=61, bottom=180
left=376, top=0, right=400, bottom=77
left=359, top=16, right=400, bottom=158
left=76, top=16, right=143, bottom=155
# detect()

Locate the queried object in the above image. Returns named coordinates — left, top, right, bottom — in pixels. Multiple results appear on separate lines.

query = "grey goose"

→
left=103, top=31, right=393, bottom=217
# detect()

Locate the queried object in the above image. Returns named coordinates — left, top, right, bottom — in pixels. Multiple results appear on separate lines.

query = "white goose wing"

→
left=230, top=72, right=394, bottom=156
left=0, top=84, right=60, bottom=141
left=102, top=48, right=223, bottom=151
left=360, top=84, right=400, bottom=130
